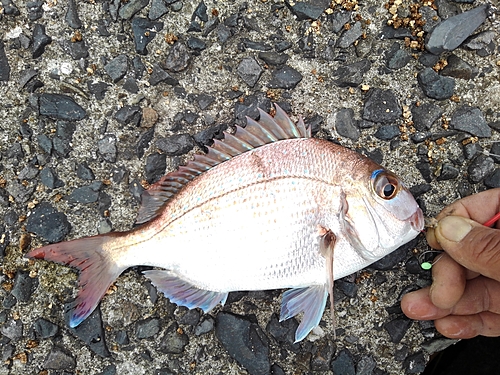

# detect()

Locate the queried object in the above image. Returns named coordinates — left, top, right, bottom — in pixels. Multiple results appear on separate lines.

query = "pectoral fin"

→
left=143, top=270, right=228, bottom=313
left=280, top=285, right=328, bottom=342
left=319, top=227, right=336, bottom=339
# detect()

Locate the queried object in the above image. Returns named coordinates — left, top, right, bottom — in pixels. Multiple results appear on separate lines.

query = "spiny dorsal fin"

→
left=135, top=104, right=311, bottom=224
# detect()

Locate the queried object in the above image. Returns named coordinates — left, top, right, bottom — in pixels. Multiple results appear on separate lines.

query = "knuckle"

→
left=468, top=229, right=500, bottom=272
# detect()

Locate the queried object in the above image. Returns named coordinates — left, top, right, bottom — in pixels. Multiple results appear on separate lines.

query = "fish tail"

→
left=26, top=234, right=125, bottom=328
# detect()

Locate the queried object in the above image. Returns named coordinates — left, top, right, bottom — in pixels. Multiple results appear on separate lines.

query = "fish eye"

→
left=373, top=172, right=399, bottom=200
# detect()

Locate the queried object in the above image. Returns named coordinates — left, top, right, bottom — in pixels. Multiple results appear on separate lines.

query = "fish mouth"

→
left=410, top=208, right=425, bottom=232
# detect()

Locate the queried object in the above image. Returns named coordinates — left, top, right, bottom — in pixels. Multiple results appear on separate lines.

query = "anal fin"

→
left=279, top=285, right=328, bottom=343
left=143, top=270, right=228, bottom=313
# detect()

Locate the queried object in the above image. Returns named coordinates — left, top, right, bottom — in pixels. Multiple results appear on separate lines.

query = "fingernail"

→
left=438, top=216, right=472, bottom=243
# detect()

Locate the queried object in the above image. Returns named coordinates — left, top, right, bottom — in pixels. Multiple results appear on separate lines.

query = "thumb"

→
left=434, top=215, right=500, bottom=282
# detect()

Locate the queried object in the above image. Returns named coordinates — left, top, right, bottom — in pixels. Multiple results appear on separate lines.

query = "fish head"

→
left=343, top=168, right=424, bottom=262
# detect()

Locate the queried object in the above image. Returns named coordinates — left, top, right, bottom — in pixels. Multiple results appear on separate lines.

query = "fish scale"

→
left=27, top=105, right=423, bottom=342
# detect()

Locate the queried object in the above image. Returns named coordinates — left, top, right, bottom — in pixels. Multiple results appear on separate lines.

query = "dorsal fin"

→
left=135, top=104, right=311, bottom=224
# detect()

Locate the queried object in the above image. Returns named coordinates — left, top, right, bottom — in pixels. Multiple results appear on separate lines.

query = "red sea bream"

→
left=27, top=105, right=424, bottom=342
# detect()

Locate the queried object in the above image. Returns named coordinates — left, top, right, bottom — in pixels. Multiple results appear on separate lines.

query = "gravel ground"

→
left=1, top=0, right=499, bottom=374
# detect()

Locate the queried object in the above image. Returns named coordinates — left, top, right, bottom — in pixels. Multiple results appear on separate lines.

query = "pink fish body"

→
left=27, top=105, right=423, bottom=342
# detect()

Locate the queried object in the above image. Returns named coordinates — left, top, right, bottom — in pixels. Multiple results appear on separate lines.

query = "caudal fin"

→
left=26, top=234, right=124, bottom=328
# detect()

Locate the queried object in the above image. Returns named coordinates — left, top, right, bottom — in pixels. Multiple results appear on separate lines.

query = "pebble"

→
left=98, top=134, right=118, bottom=162
left=193, top=93, right=214, bottom=110
left=34, top=318, right=59, bottom=339
left=241, top=38, right=272, bottom=51
left=115, top=330, right=129, bottom=345
left=266, top=314, right=298, bottom=348
left=331, top=108, right=360, bottom=141
left=258, top=51, right=289, bottom=66
left=484, top=169, right=500, bottom=188
left=157, top=134, right=195, bottom=156
left=149, top=63, right=179, bottom=86
left=418, top=52, right=440, bottom=68
left=187, top=36, right=206, bottom=52
left=1, top=0, right=20, bottom=15
left=386, top=42, right=411, bottom=70
left=463, top=30, right=496, bottom=55
left=60, top=39, right=89, bottom=60
left=32, top=24, right=52, bottom=59
left=149, top=0, right=169, bottom=20
left=437, top=163, right=459, bottom=181
left=0, top=42, right=10, bottom=81
left=440, top=54, right=475, bottom=80
left=0, top=319, right=23, bottom=340
left=337, top=21, right=362, bottom=49
left=468, top=154, right=494, bottom=183
left=237, top=57, right=263, bottom=87
left=27, top=1, right=44, bottom=21
left=363, top=88, right=401, bottom=124
left=178, top=308, right=200, bottom=326
left=159, top=323, right=189, bottom=354
left=425, top=4, right=489, bottom=55
left=311, top=341, right=336, bottom=371
left=268, top=65, right=303, bottom=89
left=165, top=42, right=191, bottom=72
left=43, top=346, right=76, bottom=370
left=135, top=318, right=161, bottom=339
left=421, top=337, right=458, bottom=355
left=417, top=67, right=455, bottom=100
left=416, top=160, right=432, bottom=183
left=40, top=167, right=64, bottom=189
left=119, top=0, right=149, bottom=20
left=419, top=6, right=441, bottom=33
left=98, top=364, right=117, bottom=375
left=450, top=105, right=491, bottom=137
left=330, top=9, right=351, bottom=33
left=65, top=0, right=82, bottom=28
left=411, top=102, right=443, bottom=131
left=26, top=202, right=70, bottom=243
left=114, top=105, right=141, bottom=126
left=104, top=54, right=128, bottom=83
left=333, top=59, right=371, bottom=87
left=384, top=317, right=412, bottom=343
left=38, top=93, right=86, bottom=121
left=331, top=349, right=355, bottom=375
left=336, top=279, right=359, bottom=298
left=435, top=0, right=460, bottom=19
left=356, top=355, right=376, bottom=375
left=132, top=17, right=163, bottom=55
left=285, top=0, right=329, bottom=21
left=136, top=128, right=155, bottom=158
left=145, top=152, right=167, bottom=183
left=216, top=312, right=270, bottom=375
left=217, top=24, right=233, bottom=44
left=67, top=183, right=101, bottom=204
left=403, top=351, right=426, bottom=374
left=194, top=316, right=215, bottom=336
left=87, top=81, right=111, bottom=101
left=11, top=271, right=38, bottom=302
left=67, top=306, right=110, bottom=357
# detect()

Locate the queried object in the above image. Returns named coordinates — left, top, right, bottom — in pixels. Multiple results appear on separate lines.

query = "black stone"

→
left=363, top=88, right=401, bottom=124
left=11, top=271, right=38, bottom=302
left=0, top=42, right=11, bottom=82
left=178, top=308, right=201, bottom=326
left=337, top=21, right=363, bottom=48
left=330, top=9, right=351, bottom=33
left=441, top=54, right=475, bottom=80
left=114, top=105, right=141, bottom=126
left=216, top=312, right=270, bottom=375
left=60, top=39, right=89, bottom=60
left=43, top=346, right=76, bottom=370
left=419, top=6, right=441, bottom=33
left=416, top=160, right=433, bottom=183
left=67, top=182, right=102, bottom=204
left=87, top=81, right=110, bottom=101
left=412, top=103, right=443, bottom=131
left=165, top=42, right=191, bottom=72
left=484, top=169, right=500, bottom=188
left=119, top=0, right=149, bottom=20
left=490, top=142, right=500, bottom=163
left=419, top=52, right=440, bottom=67
left=217, top=24, right=233, bottom=44
left=98, top=364, right=117, bottom=375
left=32, top=24, right=52, bottom=59
left=132, top=17, right=164, bottom=55
left=98, top=134, right=118, bottom=163
left=195, top=316, right=215, bottom=335
left=241, top=38, right=272, bottom=51
left=331, top=349, right=355, bottom=375
left=26, top=202, right=70, bottom=243
left=425, top=4, right=489, bottom=54
left=403, top=351, right=426, bottom=374
left=437, top=163, right=459, bottom=181
left=65, top=0, right=82, bottom=28
left=234, top=94, right=271, bottom=125
left=157, top=134, right=195, bottom=156
left=237, top=57, right=264, bottom=87
left=370, top=239, right=419, bottom=270
left=386, top=42, right=411, bottom=70
left=159, top=323, right=189, bottom=354
left=311, top=341, right=336, bottom=371
left=379, top=26, right=412, bottom=40
left=258, top=51, right=289, bottom=66
left=75, top=163, right=94, bottom=180
left=104, top=54, right=128, bottom=83
left=135, top=318, right=161, bottom=339
left=268, top=65, right=303, bottom=89
left=34, top=318, right=59, bottom=339
left=115, top=330, right=129, bottom=345
left=332, top=59, right=371, bottom=87
left=137, top=127, right=155, bottom=158
left=266, top=314, right=299, bottom=349
left=27, top=1, right=44, bottom=21
left=187, top=36, right=206, bottom=52
left=67, top=305, right=110, bottom=357
left=468, top=154, right=495, bottom=183
left=149, top=0, right=169, bottom=20
left=38, top=93, right=86, bottom=121
left=193, top=1, right=208, bottom=22
left=132, top=56, right=146, bottom=79
left=417, top=68, right=455, bottom=100
left=1, top=0, right=20, bottom=15
left=123, top=77, right=139, bottom=93
left=285, top=0, right=330, bottom=21
left=385, top=317, right=412, bottom=343
left=333, top=108, right=360, bottom=141
left=194, top=123, right=225, bottom=146
left=145, top=152, right=167, bottom=184
left=149, top=63, right=178, bottom=86
left=450, top=105, right=491, bottom=137
left=275, top=40, right=292, bottom=52
left=193, top=93, right=214, bottom=110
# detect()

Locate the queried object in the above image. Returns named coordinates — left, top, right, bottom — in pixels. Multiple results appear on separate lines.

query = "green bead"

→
left=421, top=262, right=432, bottom=270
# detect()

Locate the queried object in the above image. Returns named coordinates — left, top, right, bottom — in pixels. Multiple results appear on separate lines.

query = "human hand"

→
left=401, top=188, right=500, bottom=339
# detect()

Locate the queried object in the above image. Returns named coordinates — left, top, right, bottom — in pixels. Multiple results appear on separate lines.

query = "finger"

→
left=401, top=287, right=451, bottom=320
left=425, top=227, right=442, bottom=250
left=435, top=311, right=500, bottom=339
left=448, top=277, right=500, bottom=316
left=433, top=216, right=500, bottom=282
left=429, top=253, right=466, bottom=309
left=436, top=188, right=500, bottom=226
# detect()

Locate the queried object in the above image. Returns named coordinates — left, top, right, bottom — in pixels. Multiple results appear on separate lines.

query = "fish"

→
left=26, top=104, right=424, bottom=342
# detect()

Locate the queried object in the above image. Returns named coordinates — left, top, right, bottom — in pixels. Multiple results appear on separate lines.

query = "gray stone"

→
left=441, top=54, right=475, bottom=79
left=165, top=42, right=191, bottom=72
left=132, top=17, right=163, bottom=55
left=362, top=88, right=401, bottom=124
left=65, top=0, right=82, bottom=28
left=32, top=24, right=52, bottom=58
left=40, top=167, right=64, bottom=189
left=43, top=346, right=76, bottom=370
left=145, top=152, right=167, bottom=184
left=67, top=306, right=110, bottom=357
left=450, top=105, right=491, bottom=137
left=386, top=42, right=411, bottom=70
left=384, top=318, right=412, bottom=343
left=157, top=134, right=195, bottom=156
left=419, top=6, right=441, bottom=33
left=0, top=42, right=10, bottom=82
left=285, top=0, right=330, bottom=21
left=98, top=134, right=118, bottom=162
left=411, top=102, right=443, bottom=131
left=26, top=202, right=70, bottom=243
left=34, top=318, right=59, bottom=338
left=114, top=106, right=141, bottom=126
left=237, top=57, right=263, bottom=88
left=417, top=68, right=455, bottom=100
left=149, top=0, right=169, bottom=20
left=331, top=9, right=351, bottom=33
left=119, top=0, right=149, bottom=20
left=333, top=59, right=371, bottom=87
left=268, top=65, right=303, bottom=89
left=337, top=21, right=363, bottom=48
left=258, top=51, right=289, bottom=66
left=374, top=125, right=401, bottom=140
left=38, top=93, right=86, bottom=121
left=159, top=323, right=189, bottom=354
left=403, top=351, right=426, bottom=374
left=149, top=63, right=178, bottom=86
left=67, top=185, right=100, bottom=204
left=468, top=154, right=494, bottom=183
left=437, top=163, right=459, bottom=181
left=104, top=54, right=128, bottom=83
left=331, top=349, right=355, bottom=375
left=0, top=319, right=23, bottom=340
left=135, top=318, right=161, bottom=339
left=332, top=108, right=360, bottom=140
left=11, top=271, right=38, bottom=302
